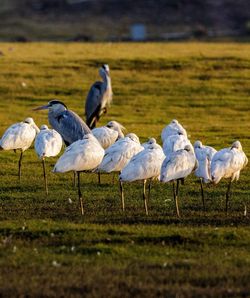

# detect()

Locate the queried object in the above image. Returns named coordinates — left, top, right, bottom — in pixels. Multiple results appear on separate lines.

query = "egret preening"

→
left=160, top=145, right=198, bottom=217
left=33, top=100, right=91, bottom=146
left=92, top=120, right=125, bottom=184
left=92, top=121, right=125, bottom=149
left=120, top=139, right=165, bottom=215
left=35, top=125, right=63, bottom=195
left=211, top=141, right=248, bottom=213
left=85, top=65, right=113, bottom=129
left=53, top=134, right=105, bottom=215
left=194, top=140, right=217, bottom=209
left=0, top=117, right=39, bottom=180
left=162, top=133, right=192, bottom=157
left=161, top=119, right=187, bottom=142
left=98, top=133, right=144, bottom=211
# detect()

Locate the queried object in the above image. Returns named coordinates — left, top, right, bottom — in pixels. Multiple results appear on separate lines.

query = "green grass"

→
left=0, top=42, right=249, bottom=297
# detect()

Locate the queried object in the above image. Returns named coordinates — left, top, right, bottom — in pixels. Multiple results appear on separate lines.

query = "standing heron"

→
left=53, top=134, right=105, bottom=215
left=194, top=140, right=217, bottom=209
left=161, top=119, right=187, bottom=142
left=35, top=125, right=63, bottom=195
left=33, top=100, right=91, bottom=146
left=0, top=117, right=39, bottom=180
left=85, top=65, right=113, bottom=129
left=160, top=145, right=198, bottom=217
left=211, top=140, right=248, bottom=213
left=97, top=133, right=144, bottom=211
left=120, top=139, right=165, bottom=215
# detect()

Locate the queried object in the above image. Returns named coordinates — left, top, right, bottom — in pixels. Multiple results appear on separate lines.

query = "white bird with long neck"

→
left=53, top=134, right=105, bottom=215
left=194, top=140, right=217, bottom=209
left=85, top=64, right=113, bottom=129
left=0, top=117, right=39, bottom=180
left=160, top=145, right=198, bottom=217
left=92, top=121, right=125, bottom=149
left=120, top=139, right=165, bottom=214
left=97, top=133, right=144, bottom=210
left=35, top=125, right=63, bottom=195
left=161, top=119, right=187, bottom=143
left=211, top=140, right=248, bottom=213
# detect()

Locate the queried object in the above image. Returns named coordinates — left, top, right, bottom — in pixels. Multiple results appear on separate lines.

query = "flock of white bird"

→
left=0, top=116, right=248, bottom=217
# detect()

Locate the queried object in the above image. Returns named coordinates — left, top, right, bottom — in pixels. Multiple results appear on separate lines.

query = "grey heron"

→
left=85, top=64, right=113, bottom=129
left=33, top=100, right=91, bottom=146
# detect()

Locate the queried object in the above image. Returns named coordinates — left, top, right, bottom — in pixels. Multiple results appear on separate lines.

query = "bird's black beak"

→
left=32, top=104, right=50, bottom=111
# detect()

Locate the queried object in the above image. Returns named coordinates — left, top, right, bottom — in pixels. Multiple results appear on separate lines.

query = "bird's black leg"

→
left=173, top=181, right=180, bottom=218
left=73, top=171, right=77, bottom=187
left=98, top=172, right=101, bottom=184
left=200, top=178, right=205, bottom=211
left=119, top=179, right=125, bottom=212
left=148, top=178, right=152, bottom=200
left=18, top=151, right=23, bottom=181
left=143, top=179, right=149, bottom=215
left=77, top=172, right=84, bottom=215
left=112, top=172, right=115, bottom=185
left=225, top=180, right=232, bottom=214
left=42, top=158, right=48, bottom=195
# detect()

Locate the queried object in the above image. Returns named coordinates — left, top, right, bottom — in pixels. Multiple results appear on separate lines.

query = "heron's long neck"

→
left=103, top=74, right=112, bottom=91
left=49, top=106, right=66, bottom=118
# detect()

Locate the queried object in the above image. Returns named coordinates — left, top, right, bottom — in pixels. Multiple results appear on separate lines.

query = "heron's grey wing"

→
left=49, top=110, right=91, bottom=145
left=85, top=81, right=103, bottom=127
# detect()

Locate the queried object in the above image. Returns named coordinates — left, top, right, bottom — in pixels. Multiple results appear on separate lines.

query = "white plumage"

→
left=34, top=124, right=63, bottom=195
left=92, top=121, right=125, bottom=149
left=141, top=137, right=157, bottom=149
left=53, top=134, right=105, bottom=215
left=119, top=139, right=165, bottom=214
left=0, top=117, right=39, bottom=152
left=53, top=134, right=104, bottom=173
left=211, top=141, right=247, bottom=184
left=210, top=140, right=248, bottom=213
left=120, top=141, right=165, bottom=182
left=161, top=119, right=187, bottom=142
left=160, top=145, right=197, bottom=217
left=98, top=133, right=144, bottom=173
left=160, top=145, right=197, bottom=183
left=163, top=133, right=192, bottom=157
left=194, top=140, right=217, bottom=183
left=0, top=117, right=39, bottom=180
left=35, top=125, right=63, bottom=159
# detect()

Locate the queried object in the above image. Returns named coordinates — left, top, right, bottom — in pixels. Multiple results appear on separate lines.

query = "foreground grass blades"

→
left=0, top=42, right=249, bottom=296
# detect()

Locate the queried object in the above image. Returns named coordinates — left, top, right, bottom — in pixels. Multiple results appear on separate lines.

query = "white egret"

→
left=211, top=140, right=248, bottom=213
left=53, top=134, right=105, bottom=215
left=98, top=133, right=144, bottom=211
left=120, top=140, right=165, bottom=214
left=0, top=117, right=39, bottom=180
left=194, top=140, right=217, bottom=209
left=161, top=119, right=187, bottom=142
left=160, top=145, right=198, bottom=217
left=35, top=125, right=63, bottom=195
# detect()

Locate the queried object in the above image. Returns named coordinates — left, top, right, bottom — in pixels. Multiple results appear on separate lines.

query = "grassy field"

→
left=0, top=42, right=249, bottom=297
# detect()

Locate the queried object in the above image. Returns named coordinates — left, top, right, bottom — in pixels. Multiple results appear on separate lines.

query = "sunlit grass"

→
left=0, top=42, right=249, bottom=296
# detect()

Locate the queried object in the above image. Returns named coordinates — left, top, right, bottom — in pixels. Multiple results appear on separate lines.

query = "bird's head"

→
left=106, top=121, right=125, bottom=137
left=126, top=133, right=140, bottom=143
left=99, top=64, right=110, bottom=78
left=33, top=100, right=67, bottom=112
left=171, top=119, right=178, bottom=124
left=23, top=117, right=40, bottom=133
left=40, top=124, right=49, bottom=130
left=147, top=137, right=157, bottom=145
left=184, top=144, right=193, bottom=152
left=231, top=140, right=242, bottom=151
left=194, top=140, right=202, bottom=149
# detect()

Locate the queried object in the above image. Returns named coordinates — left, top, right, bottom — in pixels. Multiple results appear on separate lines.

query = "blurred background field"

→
left=0, top=42, right=249, bottom=296
left=0, top=0, right=250, bottom=41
